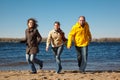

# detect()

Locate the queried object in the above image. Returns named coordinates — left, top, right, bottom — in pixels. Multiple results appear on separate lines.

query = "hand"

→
left=20, top=40, right=26, bottom=43
left=67, top=46, right=71, bottom=49
left=46, top=47, right=49, bottom=51
left=89, top=38, right=92, bottom=42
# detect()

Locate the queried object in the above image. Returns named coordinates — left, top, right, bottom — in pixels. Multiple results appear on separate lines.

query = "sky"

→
left=0, top=0, right=120, bottom=38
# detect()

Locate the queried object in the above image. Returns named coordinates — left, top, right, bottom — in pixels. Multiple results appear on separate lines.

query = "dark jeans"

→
left=52, top=45, right=64, bottom=73
left=26, top=54, right=43, bottom=73
left=75, top=46, right=88, bottom=72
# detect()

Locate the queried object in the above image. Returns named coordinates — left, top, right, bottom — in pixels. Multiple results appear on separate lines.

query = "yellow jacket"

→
left=67, top=22, right=92, bottom=47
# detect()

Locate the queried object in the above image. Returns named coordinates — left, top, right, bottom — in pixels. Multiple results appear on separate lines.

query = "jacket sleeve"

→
left=46, top=31, right=52, bottom=48
left=59, top=29, right=67, bottom=42
left=87, top=23, right=92, bottom=41
left=20, top=29, right=27, bottom=43
left=67, top=26, right=76, bottom=48
left=36, top=29, right=42, bottom=44
left=88, top=28, right=92, bottom=41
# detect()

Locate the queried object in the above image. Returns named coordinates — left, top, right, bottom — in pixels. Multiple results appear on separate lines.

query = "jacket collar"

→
left=75, top=22, right=86, bottom=28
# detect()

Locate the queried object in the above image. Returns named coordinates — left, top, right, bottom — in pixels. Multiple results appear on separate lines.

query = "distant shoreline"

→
left=0, top=37, right=120, bottom=42
left=0, top=38, right=47, bottom=42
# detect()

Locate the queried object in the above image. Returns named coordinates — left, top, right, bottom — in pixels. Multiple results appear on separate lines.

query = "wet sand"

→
left=0, top=70, right=120, bottom=80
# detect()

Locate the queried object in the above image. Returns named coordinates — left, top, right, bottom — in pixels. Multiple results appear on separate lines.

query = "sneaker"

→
left=56, top=72, right=60, bottom=74
left=56, top=67, right=62, bottom=74
left=30, top=72, right=37, bottom=74
left=79, top=67, right=85, bottom=73
left=80, top=70, right=86, bottom=74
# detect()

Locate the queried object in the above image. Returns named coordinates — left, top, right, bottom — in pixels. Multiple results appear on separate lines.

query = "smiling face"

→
left=28, top=20, right=34, bottom=29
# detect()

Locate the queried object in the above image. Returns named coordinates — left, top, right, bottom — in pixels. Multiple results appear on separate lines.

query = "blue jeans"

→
left=52, top=45, right=64, bottom=73
left=75, top=46, right=88, bottom=72
left=26, top=54, right=42, bottom=73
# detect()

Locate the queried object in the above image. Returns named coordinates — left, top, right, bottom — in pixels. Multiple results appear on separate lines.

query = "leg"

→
left=80, top=46, right=88, bottom=72
left=52, top=45, right=63, bottom=73
left=34, top=55, right=43, bottom=69
left=26, top=54, right=37, bottom=73
left=75, top=46, right=82, bottom=68
left=56, top=45, right=63, bottom=73
left=29, top=54, right=37, bottom=73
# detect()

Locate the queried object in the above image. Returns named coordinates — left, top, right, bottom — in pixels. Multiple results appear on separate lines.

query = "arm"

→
left=67, top=26, right=76, bottom=49
left=46, top=31, right=51, bottom=51
left=20, top=30, right=27, bottom=43
left=36, top=29, right=42, bottom=44
left=88, top=30, right=92, bottom=42
left=59, top=29, right=67, bottom=42
left=87, top=23, right=92, bottom=42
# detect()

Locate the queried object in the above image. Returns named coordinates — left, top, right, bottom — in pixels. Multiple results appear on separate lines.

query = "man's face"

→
left=78, top=17, right=85, bottom=26
left=54, top=23, right=60, bottom=30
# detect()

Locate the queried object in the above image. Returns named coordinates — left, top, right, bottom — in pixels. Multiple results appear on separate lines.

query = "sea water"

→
left=0, top=42, right=120, bottom=71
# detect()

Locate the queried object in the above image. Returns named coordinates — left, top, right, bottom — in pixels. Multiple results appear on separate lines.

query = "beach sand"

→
left=0, top=70, right=120, bottom=80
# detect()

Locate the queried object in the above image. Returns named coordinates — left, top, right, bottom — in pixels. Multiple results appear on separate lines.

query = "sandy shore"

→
left=0, top=70, right=120, bottom=80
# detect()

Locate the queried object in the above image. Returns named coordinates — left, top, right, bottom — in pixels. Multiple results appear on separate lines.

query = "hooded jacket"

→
left=67, top=22, right=92, bottom=47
